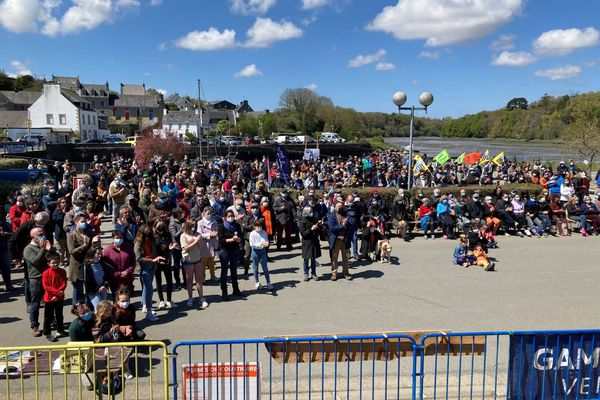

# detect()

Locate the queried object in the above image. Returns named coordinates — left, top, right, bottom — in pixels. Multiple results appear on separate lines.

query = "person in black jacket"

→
left=272, top=191, right=296, bottom=250
left=391, top=189, right=410, bottom=241
left=218, top=210, right=245, bottom=300
left=299, top=206, right=322, bottom=281
left=82, top=247, right=110, bottom=311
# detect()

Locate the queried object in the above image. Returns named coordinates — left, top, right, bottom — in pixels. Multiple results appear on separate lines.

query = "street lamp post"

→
left=393, top=91, right=434, bottom=191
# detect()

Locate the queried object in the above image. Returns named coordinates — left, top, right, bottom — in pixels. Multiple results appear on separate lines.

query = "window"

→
left=178, top=124, right=182, bottom=130
left=100, top=100, right=105, bottom=107
left=93, top=116, right=96, bottom=125
left=148, top=108, right=154, bottom=120
left=59, top=114, right=66, bottom=125
left=91, top=100, right=96, bottom=108
left=125, top=108, right=130, bottom=121
left=136, top=108, right=141, bottom=118
left=87, top=115, right=91, bottom=125
left=46, top=114, right=54, bottom=124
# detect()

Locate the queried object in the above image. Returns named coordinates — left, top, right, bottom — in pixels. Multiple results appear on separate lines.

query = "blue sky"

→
left=1, top=0, right=599, bottom=118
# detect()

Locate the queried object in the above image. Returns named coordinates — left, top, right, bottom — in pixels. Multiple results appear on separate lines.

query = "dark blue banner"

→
left=508, top=333, right=600, bottom=399
left=275, top=146, right=290, bottom=181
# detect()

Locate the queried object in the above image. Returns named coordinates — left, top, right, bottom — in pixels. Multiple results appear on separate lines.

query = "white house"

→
left=158, top=109, right=205, bottom=141
left=28, top=83, right=100, bottom=142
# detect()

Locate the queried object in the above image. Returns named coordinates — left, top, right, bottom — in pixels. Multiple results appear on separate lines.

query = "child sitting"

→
left=479, top=222, right=498, bottom=249
left=453, top=236, right=476, bottom=267
left=473, top=244, right=495, bottom=271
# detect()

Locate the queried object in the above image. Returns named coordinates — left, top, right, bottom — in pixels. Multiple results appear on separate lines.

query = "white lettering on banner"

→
left=560, top=377, right=600, bottom=396
left=534, top=347, right=600, bottom=370
left=182, top=363, right=259, bottom=400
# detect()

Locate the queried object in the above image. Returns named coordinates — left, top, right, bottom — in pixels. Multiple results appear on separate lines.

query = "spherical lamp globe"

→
left=419, top=92, right=434, bottom=107
left=392, top=92, right=407, bottom=107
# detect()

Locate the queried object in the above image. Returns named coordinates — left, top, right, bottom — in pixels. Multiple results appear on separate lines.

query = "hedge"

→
left=0, top=157, right=29, bottom=170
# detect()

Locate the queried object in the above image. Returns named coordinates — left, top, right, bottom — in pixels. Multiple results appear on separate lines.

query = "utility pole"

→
left=197, top=79, right=203, bottom=161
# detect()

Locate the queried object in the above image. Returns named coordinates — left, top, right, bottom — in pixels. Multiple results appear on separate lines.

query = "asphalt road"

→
left=1, top=228, right=598, bottom=348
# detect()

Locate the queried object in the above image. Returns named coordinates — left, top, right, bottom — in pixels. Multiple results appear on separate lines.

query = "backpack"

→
left=96, top=371, right=123, bottom=396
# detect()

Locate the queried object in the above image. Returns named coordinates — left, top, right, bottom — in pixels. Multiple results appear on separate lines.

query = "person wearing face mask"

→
left=273, top=191, right=296, bottom=251
left=524, top=194, right=544, bottom=237
left=549, top=196, right=569, bottom=236
left=495, top=194, right=515, bottom=236
left=113, top=287, right=145, bottom=345
left=436, top=195, right=455, bottom=240
left=23, top=227, right=53, bottom=337
left=103, top=232, right=135, bottom=295
left=71, top=176, right=93, bottom=205
left=511, top=194, right=529, bottom=237
left=134, top=226, right=161, bottom=321
left=259, top=197, right=274, bottom=243
left=63, top=197, right=86, bottom=234
left=115, top=205, right=138, bottom=244
left=20, top=198, right=41, bottom=226
left=161, top=178, right=180, bottom=208
left=243, top=203, right=264, bottom=272
left=148, top=192, right=173, bottom=225
left=152, top=221, right=176, bottom=310
left=218, top=210, right=245, bottom=300
left=169, top=208, right=186, bottom=291
left=212, top=191, right=230, bottom=223
left=536, top=195, right=553, bottom=236
left=8, top=195, right=27, bottom=232
left=69, top=302, right=95, bottom=342
left=67, top=213, right=98, bottom=310
left=109, top=173, right=128, bottom=225
left=391, top=189, right=410, bottom=241
left=580, top=195, right=600, bottom=234
left=197, top=207, right=219, bottom=284
left=82, top=247, right=109, bottom=310
left=465, top=193, right=484, bottom=225
left=559, top=179, right=574, bottom=204
left=482, top=196, right=501, bottom=236
left=42, top=184, right=60, bottom=214
left=299, top=206, right=322, bottom=281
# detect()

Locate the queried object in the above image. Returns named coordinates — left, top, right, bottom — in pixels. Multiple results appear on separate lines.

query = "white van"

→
left=295, top=135, right=316, bottom=144
left=320, top=132, right=346, bottom=144
left=274, top=135, right=290, bottom=144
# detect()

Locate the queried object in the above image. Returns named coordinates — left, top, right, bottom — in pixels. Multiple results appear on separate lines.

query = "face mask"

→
left=515, top=197, right=521, bottom=201
left=81, top=311, right=93, bottom=321
left=49, top=189, right=56, bottom=194
left=203, top=215, right=213, bottom=222
left=226, top=217, right=235, bottom=223
left=74, top=206, right=82, bottom=212
left=78, top=221, right=87, bottom=230
left=219, top=197, right=226, bottom=202
left=263, top=202, right=269, bottom=207
left=114, top=238, right=123, bottom=247
left=118, top=301, right=129, bottom=309
left=539, top=198, right=546, bottom=203
left=460, top=193, right=467, bottom=197
left=37, top=235, right=46, bottom=243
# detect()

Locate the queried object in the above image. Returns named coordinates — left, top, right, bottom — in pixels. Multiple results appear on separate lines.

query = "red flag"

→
left=463, top=152, right=483, bottom=166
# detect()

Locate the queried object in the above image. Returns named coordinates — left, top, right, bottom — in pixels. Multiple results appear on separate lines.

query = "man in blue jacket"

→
left=327, top=202, right=353, bottom=281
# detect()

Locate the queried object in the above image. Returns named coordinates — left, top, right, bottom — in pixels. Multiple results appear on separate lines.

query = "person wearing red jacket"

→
left=42, top=253, right=68, bottom=342
left=8, top=196, right=26, bottom=232
left=103, top=231, right=135, bottom=295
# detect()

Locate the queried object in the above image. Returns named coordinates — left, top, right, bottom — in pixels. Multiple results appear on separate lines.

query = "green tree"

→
left=216, top=120, right=231, bottom=135
left=238, top=115, right=259, bottom=137
left=506, top=97, right=528, bottom=111
left=565, top=96, right=600, bottom=173
left=279, top=88, right=332, bottom=133
left=257, top=113, right=277, bottom=138
left=0, top=71, right=13, bottom=90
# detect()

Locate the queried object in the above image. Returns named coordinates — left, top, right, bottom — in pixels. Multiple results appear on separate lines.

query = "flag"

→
left=413, top=154, right=428, bottom=173
left=464, top=152, right=482, bottom=166
left=275, top=146, right=291, bottom=181
left=492, top=151, right=505, bottom=166
left=455, top=152, right=465, bottom=165
left=433, top=149, right=451, bottom=165
left=266, top=158, right=271, bottom=187
left=479, top=149, right=490, bottom=166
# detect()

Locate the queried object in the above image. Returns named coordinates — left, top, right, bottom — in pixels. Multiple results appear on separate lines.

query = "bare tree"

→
left=565, top=98, right=600, bottom=174
left=279, top=88, right=332, bottom=133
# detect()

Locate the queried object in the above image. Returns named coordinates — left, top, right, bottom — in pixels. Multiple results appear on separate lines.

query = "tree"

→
left=506, top=97, right=528, bottom=111
left=216, top=120, right=231, bottom=135
left=238, top=115, right=259, bottom=137
left=0, top=71, right=12, bottom=90
left=134, top=130, right=185, bottom=170
left=279, top=88, right=332, bottom=133
left=257, top=113, right=277, bottom=138
left=565, top=97, right=600, bottom=173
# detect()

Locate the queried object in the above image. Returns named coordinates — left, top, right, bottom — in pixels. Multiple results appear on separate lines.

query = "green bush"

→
left=0, top=158, right=29, bottom=170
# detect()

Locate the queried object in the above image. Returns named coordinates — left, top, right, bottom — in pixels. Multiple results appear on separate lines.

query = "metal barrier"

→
left=172, top=330, right=600, bottom=400
left=172, top=334, right=419, bottom=400
left=0, top=341, right=170, bottom=400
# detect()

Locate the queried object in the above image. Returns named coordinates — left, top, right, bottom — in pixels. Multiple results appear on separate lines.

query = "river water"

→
left=384, top=136, right=583, bottom=162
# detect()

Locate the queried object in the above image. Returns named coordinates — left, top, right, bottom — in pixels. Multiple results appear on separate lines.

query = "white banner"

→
left=303, top=148, right=320, bottom=161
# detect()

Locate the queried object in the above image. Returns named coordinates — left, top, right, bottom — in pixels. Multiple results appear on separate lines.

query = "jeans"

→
left=71, top=279, right=84, bottom=307
left=250, top=248, right=271, bottom=284
left=348, top=227, right=359, bottom=256
left=219, top=250, right=240, bottom=294
left=88, top=291, right=108, bottom=311
left=140, top=265, right=155, bottom=308
left=1, top=254, right=12, bottom=289
left=303, top=258, right=316, bottom=277
left=28, top=278, right=43, bottom=329
left=155, top=262, right=173, bottom=302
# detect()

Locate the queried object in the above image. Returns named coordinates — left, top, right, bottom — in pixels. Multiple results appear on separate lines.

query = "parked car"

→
left=80, top=138, right=105, bottom=144
left=221, top=136, right=242, bottom=146
left=17, top=134, right=47, bottom=144
left=319, top=132, right=346, bottom=144
left=244, top=137, right=261, bottom=145
left=273, top=135, right=291, bottom=144
left=105, top=136, right=124, bottom=144
left=124, top=136, right=140, bottom=146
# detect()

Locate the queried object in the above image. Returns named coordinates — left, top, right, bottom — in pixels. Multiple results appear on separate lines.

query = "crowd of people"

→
left=1, top=150, right=599, bottom=343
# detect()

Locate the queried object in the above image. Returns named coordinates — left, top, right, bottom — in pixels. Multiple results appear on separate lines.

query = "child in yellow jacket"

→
left=472, top=244, right=495, bottom=271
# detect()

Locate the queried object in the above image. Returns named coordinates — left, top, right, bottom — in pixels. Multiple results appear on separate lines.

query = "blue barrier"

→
left=170, top=330, right=600, bottom=400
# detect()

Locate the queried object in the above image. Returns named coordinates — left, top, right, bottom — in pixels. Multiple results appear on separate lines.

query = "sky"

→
left=1, top=0, right=600, bottom=118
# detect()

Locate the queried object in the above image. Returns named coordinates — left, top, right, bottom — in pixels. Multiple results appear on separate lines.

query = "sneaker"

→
left=267, top=284, right=275, bottom=291
left=311, top=274, right=319, bottom=281
left=186, top=298, right=194, bottom=307
left=504, top=232, right=510, bottom=237
left=124, top=373, right=134, bottom=380
left=199, top=299, right=209, bottom=310
left=141, top=304, right=148, bottom=313
left=166, top=301, right=177, bottom=309
left=443, top=235, right=448, bottom=240
left=55, top=331, right=68, bottom=338
left=303, top=275, right=310, bottom=282
left=32, top=328, right=42, bottom=337
left=46, top=334, right=58, bottom=342
left=517, top=231, right=524, bottom=237
left=255, top=282, right=262, bottom=289
left=524, top=229, right=532, bottom=237
left=158, top=301, right=166, bottom=310
left=484, top=262, right=495, bottom=271
left=425, top=236, right=429, bottom=240
left=331, top=274, right=338, bottom=281
left=344, top=274, right=353, bottom=281
left=146, top=312, right=159, bottom=322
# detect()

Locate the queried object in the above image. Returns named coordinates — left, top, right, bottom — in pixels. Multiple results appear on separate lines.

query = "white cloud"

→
left=158, top=42, right=166, bottom=51
left=347, top=48, right=386, bottom=68
left=411, top=79, right=418, bottom=85
left=534, top=65, right=581, bottom=80
left=533, top=27, right=600, bottom=56
left=244, top=17, right=303, bottom=48
left=156, top=88, right=167, bottom=95
left=301, top=0, right=327, bottom=10
left=491, top=51, right=536, bottom=67
left=367, top=0, right=523, bottom=46
left=143, top=72, right=151, bottom=76
left=6, top=60, right=32, bottom=78
left=375, top=62, right=395, bottom=71
left=175, top=27, right=237, bottom=51
left=418, top=51, right=440, bottom=60
left=491, top=34, right=516, bottom=51
left=304, top=83, right=319, bottom=91
left=0, top=0, right=39, bottom=33
left=149, top=0, right=162, bottom=5
left=230, top=0, right=276, bottom=15
left=235, top=64, right=263, bottom=78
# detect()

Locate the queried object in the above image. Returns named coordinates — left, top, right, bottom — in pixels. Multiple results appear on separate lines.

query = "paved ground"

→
left=1, top=225, right=598, bottom=348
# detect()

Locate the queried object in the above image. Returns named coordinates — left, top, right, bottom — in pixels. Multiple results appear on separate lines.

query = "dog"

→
left=378, top=239, right=392, bottom=263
